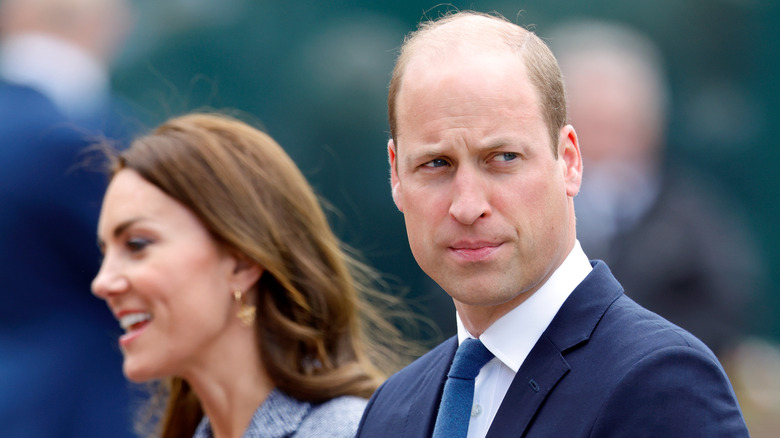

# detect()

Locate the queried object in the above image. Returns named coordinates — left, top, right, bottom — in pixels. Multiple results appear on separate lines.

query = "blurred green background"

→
left=111, top=0, right=779, bottom=343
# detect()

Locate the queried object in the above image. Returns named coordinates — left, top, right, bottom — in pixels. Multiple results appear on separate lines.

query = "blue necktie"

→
left=432, top=338, right=495, bottom=438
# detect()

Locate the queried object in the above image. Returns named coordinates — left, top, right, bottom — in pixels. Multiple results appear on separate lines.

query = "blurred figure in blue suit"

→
left=0, top=0, right=138, bottom=436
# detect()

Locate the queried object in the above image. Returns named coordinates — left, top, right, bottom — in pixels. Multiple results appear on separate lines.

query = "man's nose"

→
left=448, top=166, right=491, bottom=225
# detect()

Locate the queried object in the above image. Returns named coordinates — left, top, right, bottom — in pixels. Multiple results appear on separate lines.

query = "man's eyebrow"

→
left=404, top=147, right=444, bottom=164
left=483, top=139, right=513, bottom=150
left=403, top=139, right=518, bottom=163
left=476, top=132, right=532, bottom=149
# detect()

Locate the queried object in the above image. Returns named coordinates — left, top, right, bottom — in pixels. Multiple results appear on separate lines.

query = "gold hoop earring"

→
left=233, top=290, right=256, bottom=327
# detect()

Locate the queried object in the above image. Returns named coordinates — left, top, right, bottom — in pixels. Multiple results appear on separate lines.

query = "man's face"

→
left=389, top=49, right=582, bottom=329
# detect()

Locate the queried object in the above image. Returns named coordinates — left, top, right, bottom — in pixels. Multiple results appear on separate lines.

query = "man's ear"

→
left=559, top=125, right=583, bottom=197
left=388, top=139, right=404, bottom=212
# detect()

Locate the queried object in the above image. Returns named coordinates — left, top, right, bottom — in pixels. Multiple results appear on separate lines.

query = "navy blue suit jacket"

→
left=0, top=81, right=136, bottom=437
left=358, top=261, right=748, bottom=437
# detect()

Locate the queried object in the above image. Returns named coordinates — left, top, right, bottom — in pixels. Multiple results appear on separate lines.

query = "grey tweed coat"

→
left=193, top=389, right=367, bottom=438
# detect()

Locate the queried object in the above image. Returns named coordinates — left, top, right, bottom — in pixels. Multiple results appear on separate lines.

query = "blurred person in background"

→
left=92, top=113, right=406, bottom=437
left=0, top=0, right=135, bottom=131
left=549, top=20, right=763, bottom=358
left=0, top=0, right=137, bottom=436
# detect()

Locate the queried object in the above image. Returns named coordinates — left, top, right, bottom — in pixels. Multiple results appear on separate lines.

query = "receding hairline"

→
left=395, top=12, right=534, bottom=87
left=407, top=12, right=531, bottom=51
left=390, top=13, right=534, bottom=137
left=388, top=11, right=566, bottom=154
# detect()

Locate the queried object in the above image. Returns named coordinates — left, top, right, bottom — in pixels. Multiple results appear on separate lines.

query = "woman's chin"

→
left=123, top=360, right=158, bottom=383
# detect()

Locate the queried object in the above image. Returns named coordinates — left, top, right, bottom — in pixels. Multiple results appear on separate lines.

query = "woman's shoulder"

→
left=293, top=395, right=368, bottom=438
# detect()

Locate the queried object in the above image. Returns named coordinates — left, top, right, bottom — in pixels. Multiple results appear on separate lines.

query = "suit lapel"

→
left=486, top=336, right=569, bottom=437
left=403, top=337, right=458, bottom=437
left=486, top=262, right=623, bottom=437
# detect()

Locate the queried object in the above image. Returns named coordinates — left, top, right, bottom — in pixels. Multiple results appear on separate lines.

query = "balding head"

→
left=388, top=11, right=567, bottom=156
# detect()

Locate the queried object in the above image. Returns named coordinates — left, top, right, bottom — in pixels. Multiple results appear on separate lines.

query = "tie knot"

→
left=448, top=338, right=494, bottom=380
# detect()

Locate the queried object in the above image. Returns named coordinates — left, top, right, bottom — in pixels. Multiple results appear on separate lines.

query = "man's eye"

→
left=494, top=152, right=518, bottom=162
left=126, top=237, right=151, bottom=252
left=423, top=158, right=449, bottom=168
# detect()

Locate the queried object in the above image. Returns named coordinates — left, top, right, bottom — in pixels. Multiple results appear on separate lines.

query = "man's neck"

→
left=454, top=240, right=590, bottom=338
left=454, top=288, right=538, bottom=338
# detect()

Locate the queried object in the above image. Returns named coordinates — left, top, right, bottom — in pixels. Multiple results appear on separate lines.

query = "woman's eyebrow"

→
left=97, top=217, right=145, bottom=250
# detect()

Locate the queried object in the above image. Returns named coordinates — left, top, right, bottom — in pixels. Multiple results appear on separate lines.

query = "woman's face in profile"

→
left=92, top=169, right=240, bottom=382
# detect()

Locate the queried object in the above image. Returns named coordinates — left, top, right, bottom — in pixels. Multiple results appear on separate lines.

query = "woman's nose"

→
left=91, top=254, right=128, bottom=299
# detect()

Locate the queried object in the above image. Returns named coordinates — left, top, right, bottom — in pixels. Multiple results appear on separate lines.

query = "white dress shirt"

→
left=456, top=240, right=593, bottom=438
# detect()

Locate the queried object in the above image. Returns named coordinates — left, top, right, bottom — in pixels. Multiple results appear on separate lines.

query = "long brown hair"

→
left=112, top=113, right=411, bottom=438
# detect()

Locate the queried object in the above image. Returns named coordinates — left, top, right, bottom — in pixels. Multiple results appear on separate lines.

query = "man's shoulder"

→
left=366, top=336, right=456, bottom=406
left=605, top=292, right=714, bottom=353
left=356, top=338, right=456, bottom=437
left=383, top=336, right=457, bottom=386
left=584, top=297, right=748, bottom=435
left=0, top=81, right=63, bottom=129
left=558, top=261, right=717, bottom=364
left=0, top=82, right=91, bottom=158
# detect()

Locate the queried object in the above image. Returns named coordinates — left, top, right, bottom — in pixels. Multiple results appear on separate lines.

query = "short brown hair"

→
left=388, top=11, right=567, bottom=156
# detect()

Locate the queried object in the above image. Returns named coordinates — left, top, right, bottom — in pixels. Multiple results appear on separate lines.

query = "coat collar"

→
left=485, top=261, right=623, bottom=437
left=194, top=389, right=311, bottom=438
left=407, top=338, right=459, bottom=437
left=379, top=262, right=623, bottom=438
left=544, top=261, right=624, bottom=353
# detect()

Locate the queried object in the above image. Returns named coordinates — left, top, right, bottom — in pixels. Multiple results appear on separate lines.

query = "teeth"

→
left=119, top=313, right=152, bottom=330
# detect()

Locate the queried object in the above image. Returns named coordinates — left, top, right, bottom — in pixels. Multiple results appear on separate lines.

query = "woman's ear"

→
left=229, top=251, right=264, bottom=293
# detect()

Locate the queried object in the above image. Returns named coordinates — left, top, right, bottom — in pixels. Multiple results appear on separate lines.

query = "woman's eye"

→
left=423, top=158, right=449, bottom=168
left=126, top=237, right=151, bottom=253
left=494, top=152, right=518, bottom=162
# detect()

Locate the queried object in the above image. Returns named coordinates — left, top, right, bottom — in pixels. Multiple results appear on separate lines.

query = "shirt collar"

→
left=0, top=33, right=108, bottom=119
left=457, top=240, right=592, bottom=372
